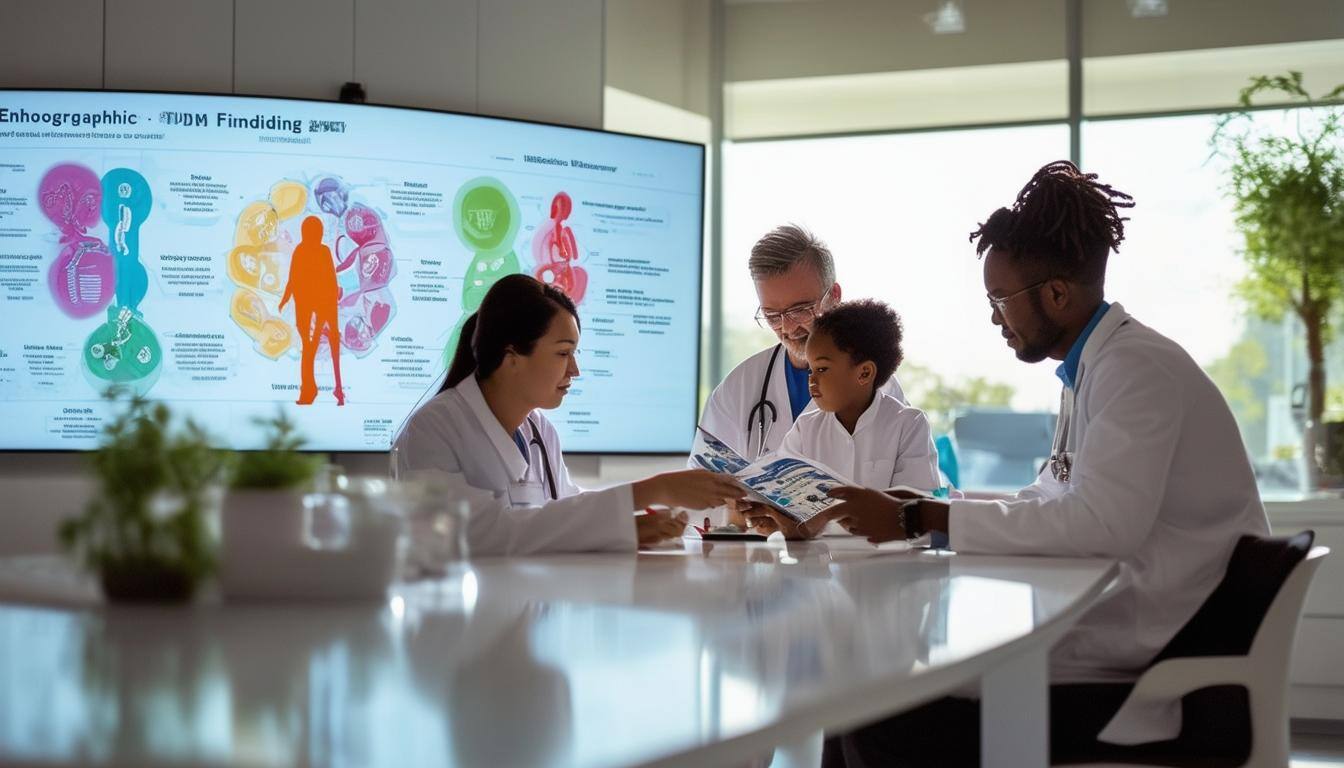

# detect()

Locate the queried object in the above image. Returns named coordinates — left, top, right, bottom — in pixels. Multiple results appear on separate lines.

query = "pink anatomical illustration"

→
left=532, top=191, right=587, bottom=304
left=39, top=163, right=115, bottom=319
left=333, top=202, right=396, bottom=355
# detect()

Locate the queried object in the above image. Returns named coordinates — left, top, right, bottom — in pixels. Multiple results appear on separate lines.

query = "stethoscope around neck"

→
left=745, top=344, right=784, bottom=459
left=524, top=415, right=559, bottom=501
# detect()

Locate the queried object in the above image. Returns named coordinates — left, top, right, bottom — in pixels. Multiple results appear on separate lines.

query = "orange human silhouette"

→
left=279, top=216, right=344, bottom=405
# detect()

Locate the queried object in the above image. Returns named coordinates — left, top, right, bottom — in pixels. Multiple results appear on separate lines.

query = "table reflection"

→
left=0, top=541, right=1099, bottom=768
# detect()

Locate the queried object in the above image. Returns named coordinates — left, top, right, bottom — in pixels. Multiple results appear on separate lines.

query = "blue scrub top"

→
left=784, top=356, right=812, bottom=422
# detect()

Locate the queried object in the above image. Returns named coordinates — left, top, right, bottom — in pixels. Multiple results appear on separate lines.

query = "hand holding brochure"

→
left=691, top=427, right=847, bottom=524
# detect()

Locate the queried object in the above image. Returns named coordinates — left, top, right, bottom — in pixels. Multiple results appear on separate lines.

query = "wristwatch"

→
left=900, top=499, right=925, bottom=540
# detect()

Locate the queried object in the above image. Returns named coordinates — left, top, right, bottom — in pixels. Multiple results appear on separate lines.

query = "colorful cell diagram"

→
left=531, top=191, right=587, bottom=304
left=447, top=176, right=522, bottom=361
left=334, top=200, right=396, bottom=357
left=226, top=176, right=397, bottom=364
left=83, top=304, right=162, bottom=392
left=38, top=163, right=162, bottom=394
left=227, top=183, right=302, bottom=359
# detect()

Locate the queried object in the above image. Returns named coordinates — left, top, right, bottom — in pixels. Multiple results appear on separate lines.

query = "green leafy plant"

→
left=230, top=410, right=324, bottom=490
left=1212, top=71, right=1344, bottom=481
left=899, top=362, right=1015, bottom=435
left=59, top=391, right=231, bottom=602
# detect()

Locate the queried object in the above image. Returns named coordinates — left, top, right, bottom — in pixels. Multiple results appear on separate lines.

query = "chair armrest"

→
left=1126, top=655, right=1250, bottom=699
left=1097, top=656, right=1250, bottom=745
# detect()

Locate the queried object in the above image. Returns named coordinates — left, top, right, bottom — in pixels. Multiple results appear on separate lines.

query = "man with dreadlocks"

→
left=816, top=161, right=1270, bottom=766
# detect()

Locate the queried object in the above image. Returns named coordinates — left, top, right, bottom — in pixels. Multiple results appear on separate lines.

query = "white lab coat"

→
left=947, top=303, right=1269, bottom=743
left=392, top=374, right=637, bottom=557
left=779, top=391, right=939, bottom=490
left=697, top=344, right=908, bottom=462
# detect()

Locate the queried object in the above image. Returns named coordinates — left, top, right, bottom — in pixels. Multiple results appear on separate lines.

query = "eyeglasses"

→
left=987, top=279, right=1050, bottom=314
left=755, top=297, right=826, bottom=330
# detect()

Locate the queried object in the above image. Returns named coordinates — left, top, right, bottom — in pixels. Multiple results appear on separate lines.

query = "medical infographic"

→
left=0, top=91, right=704, bottom=451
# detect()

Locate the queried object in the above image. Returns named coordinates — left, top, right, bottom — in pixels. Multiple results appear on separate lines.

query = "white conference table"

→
left=0, top=537, right=1116, bottom=768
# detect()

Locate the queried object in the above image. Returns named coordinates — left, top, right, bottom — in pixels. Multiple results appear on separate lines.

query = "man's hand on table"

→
left=823, top=486, right=951, bottom=545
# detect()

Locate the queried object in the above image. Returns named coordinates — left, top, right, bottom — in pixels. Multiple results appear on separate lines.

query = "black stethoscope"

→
left=745, top=344, right=783, bottom=459
left=524, top=415, right=559, bottom=500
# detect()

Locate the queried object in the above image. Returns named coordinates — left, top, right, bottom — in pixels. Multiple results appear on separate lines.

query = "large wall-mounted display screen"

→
left=0, top=90, right=704, bottom=452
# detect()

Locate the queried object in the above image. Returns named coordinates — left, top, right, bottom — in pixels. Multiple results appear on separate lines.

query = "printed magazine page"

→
left=691, top=427, right=847, bottom=523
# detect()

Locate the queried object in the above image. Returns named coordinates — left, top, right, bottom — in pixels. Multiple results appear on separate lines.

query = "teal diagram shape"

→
left=82, top=304, right=163, bottom=395
left=100, top=168, right=152, bottom=312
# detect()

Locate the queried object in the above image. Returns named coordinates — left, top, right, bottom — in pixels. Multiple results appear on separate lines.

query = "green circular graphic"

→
left=453, top=177, right=520, bottom=254
left=82, top=304, right=163, bottom=394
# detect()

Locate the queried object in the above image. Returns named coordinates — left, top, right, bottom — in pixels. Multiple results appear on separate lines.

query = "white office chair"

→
left=1059, top=532, right=1329, bottom=768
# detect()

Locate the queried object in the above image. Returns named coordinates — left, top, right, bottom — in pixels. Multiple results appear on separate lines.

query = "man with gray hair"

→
left=696, top=224, right=907, bottom=462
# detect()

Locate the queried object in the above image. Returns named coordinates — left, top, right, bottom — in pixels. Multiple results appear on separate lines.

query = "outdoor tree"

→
left=1212, top=71, right=1344, bottom=482
left=899, top=362, right=1015, bottom=435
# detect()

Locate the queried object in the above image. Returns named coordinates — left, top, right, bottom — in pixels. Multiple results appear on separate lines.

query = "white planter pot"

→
left=220, top=487, right=402, bottom=601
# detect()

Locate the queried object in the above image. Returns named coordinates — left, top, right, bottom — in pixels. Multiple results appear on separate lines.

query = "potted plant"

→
left=59, top=392, right=231, bottom=603
left=230, top=410, right=324, bottom=493
left=223, top=411, right=325, bottom=544
left=221, top=413, right=405, bottom=600
left=220, top=411, right=325, bottom=592
left=1212, top=71, right=1344, bottom=489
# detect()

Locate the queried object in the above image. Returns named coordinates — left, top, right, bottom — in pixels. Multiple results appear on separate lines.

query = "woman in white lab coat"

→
left=393, top=274, right=743, bottom=557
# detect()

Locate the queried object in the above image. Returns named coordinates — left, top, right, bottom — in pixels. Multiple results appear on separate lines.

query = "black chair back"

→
left=1154, top=530, right=1315, bottom=662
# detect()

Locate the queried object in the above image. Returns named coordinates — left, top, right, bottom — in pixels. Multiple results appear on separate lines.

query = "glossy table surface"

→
left=0, top=537, right=1116, bottom=767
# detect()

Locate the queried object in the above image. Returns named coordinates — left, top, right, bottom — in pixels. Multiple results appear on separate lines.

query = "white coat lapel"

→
left=1076, top=302, right=1131, bottom=389
left=457, top=375, right=529, bottom=482
left=767, top=347, right=799, bottom=450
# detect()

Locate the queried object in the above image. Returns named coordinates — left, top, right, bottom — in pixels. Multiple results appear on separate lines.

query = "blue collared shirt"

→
left=784, top=356, right=812, bottom=422
left=1056, top=302, right=1110, bottom=389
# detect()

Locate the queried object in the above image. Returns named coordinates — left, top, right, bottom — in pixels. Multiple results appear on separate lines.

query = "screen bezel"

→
left=0, top=87, right=706, bottom=456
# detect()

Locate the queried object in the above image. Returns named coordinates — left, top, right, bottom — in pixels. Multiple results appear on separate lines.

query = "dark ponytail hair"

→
left=441, top=274, right=580, bottom=392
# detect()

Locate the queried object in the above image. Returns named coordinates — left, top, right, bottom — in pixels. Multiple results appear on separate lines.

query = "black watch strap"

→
left=901, top=499, right=924, bottom=539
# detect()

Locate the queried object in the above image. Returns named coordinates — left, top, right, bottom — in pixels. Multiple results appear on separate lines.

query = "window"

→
left=723, top=105, right=1339, bottom=494
left=723, top=124, right=1069, bottom=490
left=1085, top=108, right=1342, bottom=496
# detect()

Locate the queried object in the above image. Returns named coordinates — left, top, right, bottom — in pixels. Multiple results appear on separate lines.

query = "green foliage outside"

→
left=1206, top=333, right=1272, bottom=456
left=711, top=325, right=1018, bottom=435
left=898, top=362, right=1015, bottom=435
left=1212, top=71, right=1344, bottom=475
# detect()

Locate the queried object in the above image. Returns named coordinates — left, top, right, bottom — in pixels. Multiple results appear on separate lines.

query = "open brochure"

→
left=691, top=427, right=851, bottom=524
